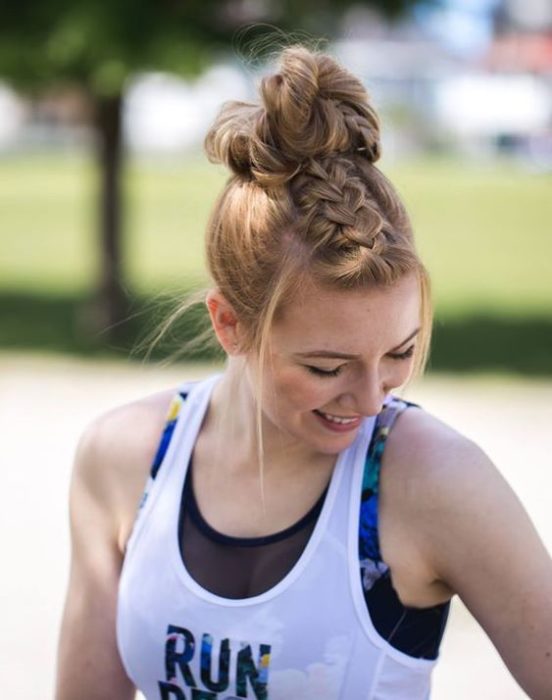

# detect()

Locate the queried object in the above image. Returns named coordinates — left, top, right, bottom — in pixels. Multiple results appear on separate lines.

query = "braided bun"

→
left=203, top=44, right=431, bottom=377
left=205, top=46, right=381, bottom=186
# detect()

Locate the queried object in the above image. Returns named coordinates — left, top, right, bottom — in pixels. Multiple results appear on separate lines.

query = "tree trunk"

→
left=94, top=92, right=127, bottom=342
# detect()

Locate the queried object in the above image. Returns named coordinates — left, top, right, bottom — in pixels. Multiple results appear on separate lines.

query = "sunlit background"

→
left=1, top=0, right=551, bottom=698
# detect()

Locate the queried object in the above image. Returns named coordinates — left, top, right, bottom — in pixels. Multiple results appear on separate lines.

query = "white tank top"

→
left=117, top=374, right=437, bottom=699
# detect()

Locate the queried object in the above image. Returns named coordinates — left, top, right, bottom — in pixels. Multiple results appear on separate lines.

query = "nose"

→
left=337, top=368, right=388, bottom=417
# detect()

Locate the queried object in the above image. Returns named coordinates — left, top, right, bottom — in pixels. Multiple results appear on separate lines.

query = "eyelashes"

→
left=388, top=345, right=415, bottom=361
left=305, top=345, right=415, bottom=378
left=306, top=365, right=343, bottom=377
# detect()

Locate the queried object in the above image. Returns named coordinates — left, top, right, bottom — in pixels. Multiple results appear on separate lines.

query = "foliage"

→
left=0, top=0, right=438, bottom=338
left=0, top=0, right=430, bottom=92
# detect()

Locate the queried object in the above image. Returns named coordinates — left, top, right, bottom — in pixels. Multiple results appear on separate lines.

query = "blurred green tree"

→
left=0, top=0, right=425, bottom=338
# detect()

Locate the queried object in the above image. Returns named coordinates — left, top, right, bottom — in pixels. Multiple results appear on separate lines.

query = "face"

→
left=246, top=274, right=422, bottom=457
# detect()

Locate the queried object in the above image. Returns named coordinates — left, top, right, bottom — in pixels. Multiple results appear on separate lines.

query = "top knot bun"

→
left=204, top=46, right=381, bottom=187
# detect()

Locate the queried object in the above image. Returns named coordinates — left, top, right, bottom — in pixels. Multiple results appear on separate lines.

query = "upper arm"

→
left=55, top=418, right=136, bottom=700
left=389, top=410, right=552, bottom=699
left=55, top=390, right=175, bottom=700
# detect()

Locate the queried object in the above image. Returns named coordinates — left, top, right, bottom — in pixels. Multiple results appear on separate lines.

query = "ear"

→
left=205, top=289, right=244, bottom=355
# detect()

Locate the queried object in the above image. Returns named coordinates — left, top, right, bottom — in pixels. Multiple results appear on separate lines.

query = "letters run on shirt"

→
left=158, top=625, right=272, bottom=700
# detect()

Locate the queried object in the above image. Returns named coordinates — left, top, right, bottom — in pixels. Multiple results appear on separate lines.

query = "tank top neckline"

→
left=117, top=376, right=441, bottom=700
left=181, top=459, right=329, bottom=547
left=166, top=375, right=376, bottom=608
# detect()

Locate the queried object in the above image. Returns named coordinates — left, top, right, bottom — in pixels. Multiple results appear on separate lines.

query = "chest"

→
left=190, top=441, right=449, bottom=609
left=190, top=436, right=336, bottom=539
left=117, top=389, right=446, bottom=699
left=119, top=447, right=438, bottom=700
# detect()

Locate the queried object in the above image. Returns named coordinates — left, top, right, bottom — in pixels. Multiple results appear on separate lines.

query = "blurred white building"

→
left=124, top=63, right=253, bottom=153
left=333, top=26, right=552, bottom=162
left=0, top=84, right=27, bottom=149
left=0, top=9, right=550, bottom=164
left=435, top=72, right=551, bottom=153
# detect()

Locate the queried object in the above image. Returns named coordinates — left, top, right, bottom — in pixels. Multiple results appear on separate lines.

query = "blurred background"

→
left=0, top=0, right=551, bottom=698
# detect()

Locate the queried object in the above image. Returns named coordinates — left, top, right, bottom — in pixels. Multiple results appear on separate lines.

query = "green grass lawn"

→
left=1, top=151, right=551, bottom=372
left=2, top=151, right=551, bottom=316
left=390, top=159, right=552, bottom=318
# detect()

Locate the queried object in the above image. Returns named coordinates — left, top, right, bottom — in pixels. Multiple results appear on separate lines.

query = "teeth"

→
left=319, top=411, right=358, bottom=425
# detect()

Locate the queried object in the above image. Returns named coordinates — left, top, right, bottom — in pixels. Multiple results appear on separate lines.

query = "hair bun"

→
left=204, top=101, right=260, bottom=176
left=260, top=47, right=380, bottom=161
left=205, top=46, right=382, bottom=187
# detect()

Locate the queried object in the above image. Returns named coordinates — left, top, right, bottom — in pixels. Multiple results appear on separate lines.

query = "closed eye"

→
left=388, top=345, right=415, bottom=361
left=306, top=365, right=343, bottom=377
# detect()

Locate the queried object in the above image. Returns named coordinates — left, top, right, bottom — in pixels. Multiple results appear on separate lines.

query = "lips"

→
left=313, top=409, right=362, bottom=433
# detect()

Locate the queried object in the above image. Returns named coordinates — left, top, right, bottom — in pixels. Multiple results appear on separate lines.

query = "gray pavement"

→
left=1, top=353, right=550, bottom=699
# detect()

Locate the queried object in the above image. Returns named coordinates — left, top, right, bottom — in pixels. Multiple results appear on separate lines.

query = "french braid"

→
left=203, top=44, right=431, bottom=371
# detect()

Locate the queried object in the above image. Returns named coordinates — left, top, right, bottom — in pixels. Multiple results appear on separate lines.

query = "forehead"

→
left=271, top=275, right=421, bottom=353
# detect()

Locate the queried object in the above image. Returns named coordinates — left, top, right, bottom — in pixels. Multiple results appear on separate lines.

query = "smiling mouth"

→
left=313, top=410, right=361, bottom=425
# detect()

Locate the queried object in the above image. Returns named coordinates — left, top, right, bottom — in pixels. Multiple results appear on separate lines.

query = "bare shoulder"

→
left=381, top=403, right=515, bottom=567
left=72, top=387, right=177, bottom=552
left=383, top=403, right=492, bottom=494
left=56, top=387, right=180, bottom=698
left=377, top=406, right=486, bottom=605
left=381, top=403, right=552, bottom=698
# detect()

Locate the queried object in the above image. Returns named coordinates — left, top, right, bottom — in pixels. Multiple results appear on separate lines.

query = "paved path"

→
left=1, top=354, right=550, bottom=699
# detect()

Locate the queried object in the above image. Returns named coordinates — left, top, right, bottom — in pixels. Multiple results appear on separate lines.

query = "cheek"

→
left=267, top=366, right=328, bottom=411
left=394, top=358, right=416, bottom=385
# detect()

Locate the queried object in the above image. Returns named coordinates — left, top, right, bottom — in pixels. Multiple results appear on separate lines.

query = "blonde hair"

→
left=204, top=45, right=432, bottom=378
left=195, top=46, right=433, bottom=502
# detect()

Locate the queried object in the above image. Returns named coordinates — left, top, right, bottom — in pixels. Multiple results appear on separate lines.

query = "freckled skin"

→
left=246, top=274, right=421, bottom=457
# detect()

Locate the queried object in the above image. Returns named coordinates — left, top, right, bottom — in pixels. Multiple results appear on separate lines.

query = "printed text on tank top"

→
left=117, top=376, right=449, bottom=700
left=138, top=380, right=450, bottom=658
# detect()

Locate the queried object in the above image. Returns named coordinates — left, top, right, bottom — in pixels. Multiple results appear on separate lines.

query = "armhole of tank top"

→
left=356, top=397, right=450, bottom=663
left=124, top=384, right=192, bottom=554
left=359, top=396, right=413, bottom=565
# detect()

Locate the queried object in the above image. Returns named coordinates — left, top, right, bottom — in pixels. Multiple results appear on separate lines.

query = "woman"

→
left=56, top=46, right=552, bottom=699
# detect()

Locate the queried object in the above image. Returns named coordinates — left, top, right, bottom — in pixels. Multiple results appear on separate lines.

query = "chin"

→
left=310, top=431, right=359, bottom=456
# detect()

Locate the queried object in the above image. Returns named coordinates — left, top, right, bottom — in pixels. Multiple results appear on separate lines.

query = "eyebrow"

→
left=294, top=327, right=421, bottom=360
